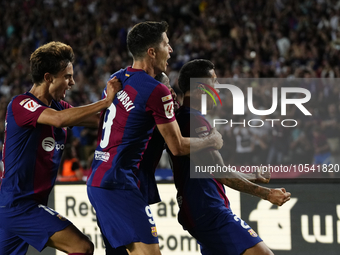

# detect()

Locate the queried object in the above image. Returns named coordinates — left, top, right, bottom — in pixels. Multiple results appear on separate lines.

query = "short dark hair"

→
left=30, top=41, right=74, bottom=84
left=178, top=59, right=215, bottom=94
left=127, top=21, right=168, bottom=60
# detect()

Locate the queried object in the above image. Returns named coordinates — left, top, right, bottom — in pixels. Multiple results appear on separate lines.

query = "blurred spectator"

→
left=57, top=144, right=84, bottom=182
left=250, top=116, right=271, bottom=165
left=276, top=31, right=291, bottom=58
left=1, top=0, right=340, bottom=177
left=233, top=124, right=254, bottom=165
left=266, top=118, right=291, bottom=165
left=289, top=119, right=313, bottom=164
left=321, top=103, right=340, bottom=163
left=312, top=127, right=331, bottom=165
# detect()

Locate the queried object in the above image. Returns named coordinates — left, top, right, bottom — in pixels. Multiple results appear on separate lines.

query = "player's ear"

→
left=44, top=73, right=53, bottom=83
left=147, top=48, right=156, bottom=59
left=197, top=83, right=205, bottom=93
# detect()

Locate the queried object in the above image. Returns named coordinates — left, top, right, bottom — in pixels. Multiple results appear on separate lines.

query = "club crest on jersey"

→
left=163, top=101, right=174, bottom=119
left=56, top=214, right=67, bottom=221
left=248, top=229, right=258, bottom=237
left=117, top=90, right=135, bottom=112
left=23, top=99, right=41, bottom=112
left=151, top=226, right=158, bottom=237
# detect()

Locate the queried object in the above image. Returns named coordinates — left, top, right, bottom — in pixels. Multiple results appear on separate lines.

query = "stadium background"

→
left=0, top=0, right=340, bottom=254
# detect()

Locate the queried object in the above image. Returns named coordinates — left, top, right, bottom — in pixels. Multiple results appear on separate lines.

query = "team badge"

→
left=151, top=226, right=158, bottom=237
left=163, top=101, right=174, bottom=119
left=248, top=229, right=258, bottom=237
left=56, top=214, right=67, bottom=221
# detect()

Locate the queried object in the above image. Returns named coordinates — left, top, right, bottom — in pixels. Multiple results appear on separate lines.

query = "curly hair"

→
left=30, top=41, right=74, bottom=84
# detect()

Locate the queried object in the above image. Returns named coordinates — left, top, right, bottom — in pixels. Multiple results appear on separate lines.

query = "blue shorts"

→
left=314, top=152, right=331, bottom=165
left=0, top=202, right=71, bottom=254
left=188, top=209, right=262, bottom=255
left=87, top=186, right=158, bottom=248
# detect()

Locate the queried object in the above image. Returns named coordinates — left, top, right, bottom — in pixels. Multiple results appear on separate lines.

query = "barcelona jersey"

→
left=168, top=106, right=230, bottom=229
left=87, top=67, right=175, bottom=191
left=0, top=92, right=70, bottom=208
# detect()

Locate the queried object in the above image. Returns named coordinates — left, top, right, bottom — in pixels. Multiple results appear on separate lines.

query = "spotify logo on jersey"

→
left=42, top=137, right=55, bottom=152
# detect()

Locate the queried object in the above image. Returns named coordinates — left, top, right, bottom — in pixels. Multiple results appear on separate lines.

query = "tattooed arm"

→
left=191, top=150, right=291, bottom=206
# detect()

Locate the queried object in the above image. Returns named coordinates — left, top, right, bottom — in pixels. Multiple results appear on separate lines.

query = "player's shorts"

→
left=187, top=208, right=262, bottom=255
left=0, top=202, right=71, bottom=255
left=87, top=186, right=158, bottom=248
left=314, top=151, right=331, bottom=165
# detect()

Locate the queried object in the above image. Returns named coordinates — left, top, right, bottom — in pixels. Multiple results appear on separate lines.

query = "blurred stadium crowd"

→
left=1, top=0, right=340, bottom=178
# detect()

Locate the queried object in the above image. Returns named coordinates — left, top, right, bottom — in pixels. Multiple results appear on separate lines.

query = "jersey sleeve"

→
left=146, top=83, right=176, bottom=124
left=11, top=96, right=48, bottom=128
left=191, top=115, right=215, bottom=152
left=190, top=115, right=211, bottom=138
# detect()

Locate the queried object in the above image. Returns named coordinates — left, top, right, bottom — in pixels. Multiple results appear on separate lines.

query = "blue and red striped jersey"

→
left=87, top=67, right=175, bottom=190
left=168, top=106, right=229, bottom=230
left=0, top=92, right=70, bottom=208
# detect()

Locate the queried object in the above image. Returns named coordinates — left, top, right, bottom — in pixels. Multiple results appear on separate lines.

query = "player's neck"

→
left=29, top=83, right=52, bottom=106
left=132, top=60, right=157, bottom=78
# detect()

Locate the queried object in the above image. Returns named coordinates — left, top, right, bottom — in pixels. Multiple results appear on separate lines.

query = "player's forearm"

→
left=189, top=136, right=218, bottom=153
left=158, top=121, right=222, bottom=156
left=39, top=99, right=111, bottom=128
left=75, top=113, right=100, bottom=128
left=172, top=135, right=220, bottom=156
left=189, top=128, right=223, bottom=153
left=57, top=100, right=110, bottom=127
left=193, top=150, right=269, bottom=199
left=216, top=174, right=270, bottom=200
left=235, top=172, right=256, bottom=182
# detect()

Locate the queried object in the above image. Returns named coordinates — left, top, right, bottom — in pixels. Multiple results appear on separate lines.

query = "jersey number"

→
left=100, top=104, right=116, bottom=148
left=145, top=206, right=155, bottom=225
left=234, top=215, right=250, bottom=229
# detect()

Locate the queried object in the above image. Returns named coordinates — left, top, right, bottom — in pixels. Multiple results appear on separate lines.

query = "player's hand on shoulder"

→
left=105, top=76, right=122, bottom=106
left=209, top=127, right=223, bottom=150
left=267, top=188, right=291, bottom=206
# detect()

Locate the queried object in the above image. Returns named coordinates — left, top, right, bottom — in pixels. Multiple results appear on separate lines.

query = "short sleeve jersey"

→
left=168, top=106, right=230, bottom=230
left=0, top=92, right=70, bottom=208
left=87, top=67, right=175, bottom=190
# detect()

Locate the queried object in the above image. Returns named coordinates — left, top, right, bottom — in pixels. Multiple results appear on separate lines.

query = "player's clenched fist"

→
left=267, top=188, right=291, bottom=206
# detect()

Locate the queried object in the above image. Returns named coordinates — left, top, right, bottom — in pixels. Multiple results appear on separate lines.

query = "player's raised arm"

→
left=37, top=76, right=121, bottom=128
left=157, top=121, right=223, bottom=156
left=192, top=149, right=291, bottom=206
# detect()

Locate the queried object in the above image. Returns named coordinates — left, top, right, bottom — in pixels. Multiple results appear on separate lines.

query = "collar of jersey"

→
left=127, top=66, right=145, bottom=73
left=25, top=92, right=50, bottom=107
